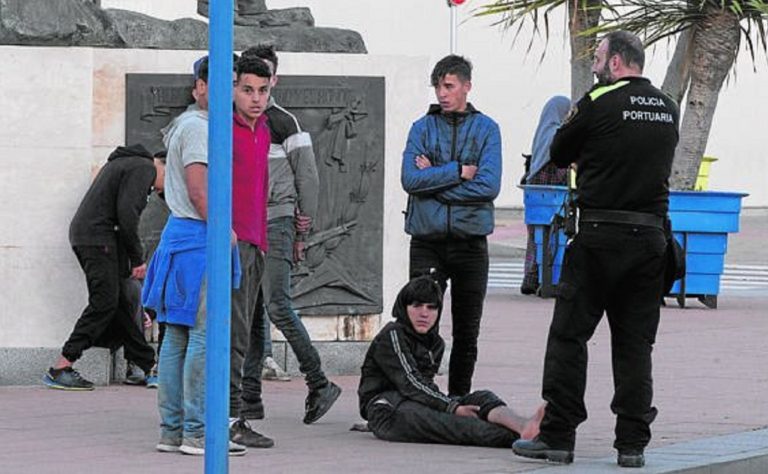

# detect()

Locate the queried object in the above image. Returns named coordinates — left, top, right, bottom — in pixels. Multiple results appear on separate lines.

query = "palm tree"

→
left=476, top=0, right=768, bottom=189
left=475, top=0, right=603, bottom=100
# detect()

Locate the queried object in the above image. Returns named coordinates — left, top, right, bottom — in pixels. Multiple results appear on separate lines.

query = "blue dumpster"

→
left=522, top=186, right=747, bottom=307
left=667, top=190, right=748, bottom=308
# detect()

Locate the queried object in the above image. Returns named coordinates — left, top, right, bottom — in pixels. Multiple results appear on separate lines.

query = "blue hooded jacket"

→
left=401, top=103, right=502, bottom=239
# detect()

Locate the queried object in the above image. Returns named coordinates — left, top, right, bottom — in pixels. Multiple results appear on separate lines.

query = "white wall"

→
left=0, top=48, right=96, bottom=348
left=103, top=0, right=768, bottom=207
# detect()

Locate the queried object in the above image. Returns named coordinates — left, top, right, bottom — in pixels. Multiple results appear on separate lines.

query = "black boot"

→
left=617, top=450, right=645, bottom=468
left=512, top=436, right=574, bottom=464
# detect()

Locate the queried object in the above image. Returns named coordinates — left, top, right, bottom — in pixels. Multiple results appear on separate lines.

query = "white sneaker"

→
left=179, top=437, right=247, bottom=456
left=262, top=356, right=291, bottom=381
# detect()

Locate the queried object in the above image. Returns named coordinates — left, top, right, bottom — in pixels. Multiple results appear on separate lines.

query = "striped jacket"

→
left=358, top=321, right=458, bottom=419
left=264, top=97, right=319, bottom=234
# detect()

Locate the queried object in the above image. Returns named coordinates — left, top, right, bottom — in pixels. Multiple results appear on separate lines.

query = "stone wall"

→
left=0, top=46, right=426, bottom=381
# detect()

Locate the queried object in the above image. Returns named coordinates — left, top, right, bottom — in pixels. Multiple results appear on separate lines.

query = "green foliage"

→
left=475, top=0, right=768, bottom=63
left=587, top=1, right=767, bottom=63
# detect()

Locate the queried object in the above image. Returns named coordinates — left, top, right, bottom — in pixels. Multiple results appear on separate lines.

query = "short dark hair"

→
left=153, top=149, right=167, bottom=164
left=193, top=56, right=208, bottom=83
left=605, top=31, right=645, bottom=71
left=236, top=56, right=272, bottom=82
left=193, top=53, right=240, bottom=83
left=430, top=54, right=472, bottom=87
left=241, top=44, right=278, bottom=73
left=399, top=276, right=443, bottom=308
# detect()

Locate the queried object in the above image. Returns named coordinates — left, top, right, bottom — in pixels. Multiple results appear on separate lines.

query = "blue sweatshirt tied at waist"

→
left=142, top=216, right=241, bottom=327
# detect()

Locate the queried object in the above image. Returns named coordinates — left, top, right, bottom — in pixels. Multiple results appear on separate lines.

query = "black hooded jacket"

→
left=358, top=286, right=458, bottom=419
left=68, top=145, right=157, bottom=268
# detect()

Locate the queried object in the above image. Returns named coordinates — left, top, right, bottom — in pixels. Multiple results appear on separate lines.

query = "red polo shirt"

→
left=232, top=112, right=270, bottom=250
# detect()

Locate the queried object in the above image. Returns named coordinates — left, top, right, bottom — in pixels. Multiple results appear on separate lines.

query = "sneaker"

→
left=43, top=367, right=95, bottom=391
left=303, top=381, right=342, bottom=424
left=145, top=373, right=159, bottom=389
left=123, top=363, right=147, bottom=386
left=240, top=399, right=265, bottom=420
left=228, top=441, right=247, bottom=456
left=618, top=450, right=645, bottom=468
left=230, top=418, right=274, bottom=448
left=145, top=365, right=159, bottom=389
left=179, top=437, right=248, bottom=456
left=262, top=356, right=291, bottom=382
left=156, top=437, right=182, bottom=453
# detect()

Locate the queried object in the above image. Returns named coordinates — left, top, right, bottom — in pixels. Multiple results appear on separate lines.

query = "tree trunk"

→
left=568, top=0, right=601, bottom=100
left=661, top=28, right=693, bottom=105
left=671, top=7, right=740, bottom=190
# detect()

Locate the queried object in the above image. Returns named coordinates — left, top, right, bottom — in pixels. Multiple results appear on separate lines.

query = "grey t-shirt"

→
left=162, top=106, right=208, bottom=220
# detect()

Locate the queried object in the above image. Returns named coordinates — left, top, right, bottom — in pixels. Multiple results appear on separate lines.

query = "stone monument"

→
left=125, top=74, right=385, bottom=317
left=0, top=0, right=366, bottom=52
left=197, top=0, right=313, bottom=27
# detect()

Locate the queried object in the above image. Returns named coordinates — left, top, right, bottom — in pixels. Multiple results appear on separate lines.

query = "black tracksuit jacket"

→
left=358, top=293, right=458, bottom=420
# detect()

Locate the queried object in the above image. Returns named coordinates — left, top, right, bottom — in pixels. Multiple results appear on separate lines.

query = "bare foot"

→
left=53, top=356, right=72, bottom=371
left=520, top=403, right=546, bottom=440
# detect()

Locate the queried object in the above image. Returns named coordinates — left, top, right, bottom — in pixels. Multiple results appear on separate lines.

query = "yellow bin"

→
left=695, top=156, right=718, bottom=191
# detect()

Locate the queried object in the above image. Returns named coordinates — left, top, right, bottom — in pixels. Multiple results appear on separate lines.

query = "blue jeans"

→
left=158, top=282, right=207, bottom=440
left=242, top=216, right=326, bottom=403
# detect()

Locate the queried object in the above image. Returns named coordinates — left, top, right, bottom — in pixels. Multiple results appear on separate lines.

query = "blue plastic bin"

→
left=521, top=186, right=748, bottom=308
left=521, top=185, right=568, bottom=297
left=667, top=191, right=748, bottom=308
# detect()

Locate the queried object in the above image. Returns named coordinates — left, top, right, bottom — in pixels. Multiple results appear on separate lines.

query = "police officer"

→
left=512, top=31, right=679, bottom=468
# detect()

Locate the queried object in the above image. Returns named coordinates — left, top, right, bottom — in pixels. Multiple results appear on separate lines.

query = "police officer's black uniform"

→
left=537, top=76, right=679, bottom=454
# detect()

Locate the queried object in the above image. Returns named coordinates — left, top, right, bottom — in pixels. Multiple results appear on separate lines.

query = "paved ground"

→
left=1, top=209, right=765, bottom=473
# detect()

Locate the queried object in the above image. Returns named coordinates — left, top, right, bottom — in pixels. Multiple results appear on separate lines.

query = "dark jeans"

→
left=367, top=390, right=517, bottom=447
left=409, top=236, right=489, bottom=396
left=242, top=217, right=327, bottom=405
left=62, top=245, right=155, bottom=373
left=229, top=241, right=265, bottom=418
left=539, top=223, right=666, bottom=452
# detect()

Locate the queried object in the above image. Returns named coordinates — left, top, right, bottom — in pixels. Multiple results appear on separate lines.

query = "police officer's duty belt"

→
left=579, top=209, right=664, bottom=230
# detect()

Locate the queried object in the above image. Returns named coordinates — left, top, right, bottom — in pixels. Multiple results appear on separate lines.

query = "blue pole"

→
left=205, top=0, right=233, bottom=472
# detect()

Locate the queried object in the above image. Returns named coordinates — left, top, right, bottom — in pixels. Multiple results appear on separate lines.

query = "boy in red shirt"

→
left=227, top=56, right=275, bottom=448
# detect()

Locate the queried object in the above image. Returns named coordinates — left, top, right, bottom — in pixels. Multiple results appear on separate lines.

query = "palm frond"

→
left=473, top=0, right=607, bottom=59
left=585, top=0, right=767, bottom=66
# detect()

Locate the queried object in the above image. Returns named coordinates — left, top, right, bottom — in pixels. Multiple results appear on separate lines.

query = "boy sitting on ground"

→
left=357, top=275, right=545, bottom=447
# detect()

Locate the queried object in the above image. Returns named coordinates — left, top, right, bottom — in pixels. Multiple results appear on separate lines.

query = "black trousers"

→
left=539, top=223, right=666, bottom=452
left=410, top=236, right=488, bottom=396
left=62, top=245, right=155, bottom=373
left=367, top=390, right=517, bottom=447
